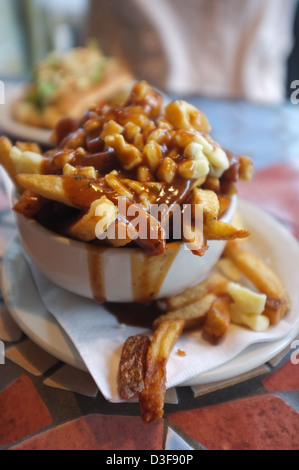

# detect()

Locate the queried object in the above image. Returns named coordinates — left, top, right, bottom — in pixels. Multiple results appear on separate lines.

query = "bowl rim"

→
left=14, top=192, right=237, bottom=254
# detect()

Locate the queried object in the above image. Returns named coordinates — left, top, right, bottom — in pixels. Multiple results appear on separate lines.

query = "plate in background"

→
left=0, top=82, right=53, bottom=146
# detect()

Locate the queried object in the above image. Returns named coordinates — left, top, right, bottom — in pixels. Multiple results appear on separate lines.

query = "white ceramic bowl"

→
left=15, top=195, right=237, bottom=303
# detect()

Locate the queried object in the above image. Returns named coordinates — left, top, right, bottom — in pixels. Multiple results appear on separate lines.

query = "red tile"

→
left=262, top=360, right=299, bottom=392
left=11, top=414, right=163, bottom=450
left=0, top=374, right=52, bottom=446
left=167, top=394, right=299, bottom=450
left=238, top=164, right=299, bottom=238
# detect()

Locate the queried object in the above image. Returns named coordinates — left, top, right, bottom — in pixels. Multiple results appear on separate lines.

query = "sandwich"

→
left=12, top=46, right=134, bottom=130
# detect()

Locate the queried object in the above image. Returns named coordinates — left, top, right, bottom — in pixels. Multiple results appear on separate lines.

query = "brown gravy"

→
left=131, top=242, right=181, bottom=302
left=87, top=244, right=106, bottom=303
left=86, top=241, right=181, bottom=305
left=105, top=301, right=161, bottom=329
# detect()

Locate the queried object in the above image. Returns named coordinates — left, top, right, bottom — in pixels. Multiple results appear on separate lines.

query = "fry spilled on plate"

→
left=0, top=80, right=290, bottom=423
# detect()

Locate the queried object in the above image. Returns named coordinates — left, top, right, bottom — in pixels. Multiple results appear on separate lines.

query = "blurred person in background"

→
left=0, top=0, right=27, bottom=78
left=0, top=0, right=297, bottom=104
left=88, top=0, right=298, bottom=103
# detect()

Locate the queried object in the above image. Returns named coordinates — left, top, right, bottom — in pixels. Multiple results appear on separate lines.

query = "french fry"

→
left=15, top=174, right=110, bottom=210
left=217, top=194, right=231, bottom=218
left=16, top=141, right=42, bottom=154
left=139, top=319, right=184, bottom=423
left=157, top=272, right=229, bottom=311
left=104, top=216, right=137, bottom=247
left=13, top=190, right=46, bottom=218
left=231, top=209, right=247, bottom=231
left=224, top=241, right=288, bottom=300
left=16, top=174, right=78, bottom=208
left=118, top=334, right=151, bottom=400
left=204, top=220, right=249, bottom=241
left=65, top=196, right=118, bottom=242
left=224, top=240, right=290, bottom=324
left=191, top=188, right=219, bottom=226
left=216, top=257, right=242, bottom=282
left=181, top=218, right=208, bottom=257
left=0, top=136, right=15, bottom=183
left=153, top=293, right=216, bottom=330
left=261, top=297, right=290, bottom=325
left=202, top=296, right=231, bottom=343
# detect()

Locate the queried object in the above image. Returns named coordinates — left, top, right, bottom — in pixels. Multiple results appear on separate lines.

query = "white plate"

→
left=1, top=199, right=299, bottom=385
left=0, top=82, right=52, bottom=146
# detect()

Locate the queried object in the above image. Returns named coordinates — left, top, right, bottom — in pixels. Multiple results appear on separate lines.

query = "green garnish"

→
left=37, top=80, right=57, bottom=106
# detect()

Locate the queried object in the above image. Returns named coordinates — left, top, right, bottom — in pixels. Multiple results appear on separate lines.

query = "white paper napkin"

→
left=27, top=258, right=294, bottom=403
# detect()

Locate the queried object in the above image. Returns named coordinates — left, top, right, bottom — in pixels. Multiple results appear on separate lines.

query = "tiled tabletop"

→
left=0, top=96, right=299, bottom=450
